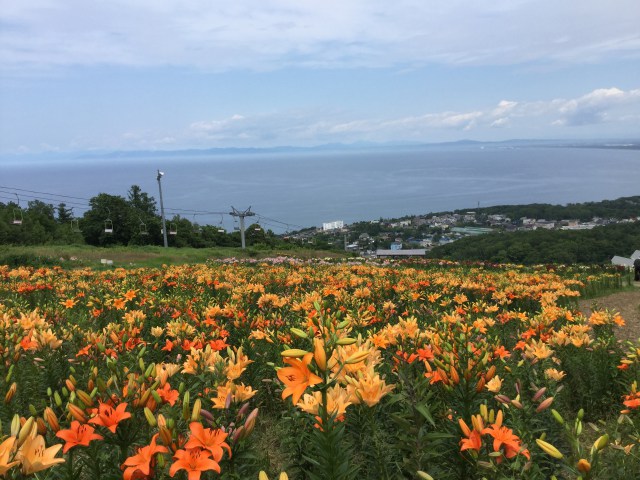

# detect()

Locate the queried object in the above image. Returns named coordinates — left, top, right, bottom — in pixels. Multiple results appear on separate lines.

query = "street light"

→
left=157, top=170, right=168, bottom=248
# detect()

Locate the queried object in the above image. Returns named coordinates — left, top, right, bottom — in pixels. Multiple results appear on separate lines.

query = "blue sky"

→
left=1, top=0, right=639, bottom=154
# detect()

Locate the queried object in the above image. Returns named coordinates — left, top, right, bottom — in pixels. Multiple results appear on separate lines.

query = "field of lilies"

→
left=0, top=258, right=639, bottom=479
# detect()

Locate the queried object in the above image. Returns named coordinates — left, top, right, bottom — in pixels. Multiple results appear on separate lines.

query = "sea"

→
left=2, top=145, right=639, bottom=232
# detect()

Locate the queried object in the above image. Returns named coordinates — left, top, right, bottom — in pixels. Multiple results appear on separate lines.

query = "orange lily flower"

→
left=17, top=434, right=65, bottom=474
left=124, top=289, right=137, bottom=301
left=494, top=345, right=511, bottom=359
left=277, top=353, right=322, bottom=405
left=122, top=434, right=168, bottom=480
left=55, top=421, right=103, bottom=453
left=112, top=298, right=127, bottom=310
left=0, top=437, right=19, bottom=476
left=158, top=383, right=179, bottom=406
left=169, top=447, right=221, bottom=480
left=185, top=422, right=232, bottom=461
left=460, top=430, right=482, bottom=453
left=61, top=298, right=77, bottom=309
left=89, top=402, right=132, bottom=433
left=481, top=423, right=529, bottom=460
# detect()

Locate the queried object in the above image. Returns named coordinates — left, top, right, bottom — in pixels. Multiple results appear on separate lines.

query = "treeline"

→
left=454, top=195, right=640, bottom=222
left=0, top=185, right=282, bottom=249
left=429, top=221, right=640, bottom=264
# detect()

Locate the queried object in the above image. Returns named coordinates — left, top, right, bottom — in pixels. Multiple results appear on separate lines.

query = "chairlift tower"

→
left=229, top=206, right=255, bottom=249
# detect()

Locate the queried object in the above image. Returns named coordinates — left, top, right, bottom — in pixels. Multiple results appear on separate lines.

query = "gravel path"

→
left=576, top=282, right=640, bottom=343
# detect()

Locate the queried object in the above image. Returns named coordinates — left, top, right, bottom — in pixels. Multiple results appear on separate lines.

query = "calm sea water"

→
left=2, top=146, right=639, bottom=232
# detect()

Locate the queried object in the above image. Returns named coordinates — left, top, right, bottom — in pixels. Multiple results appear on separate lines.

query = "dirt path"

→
left=576, top=282, right=640, bottom=343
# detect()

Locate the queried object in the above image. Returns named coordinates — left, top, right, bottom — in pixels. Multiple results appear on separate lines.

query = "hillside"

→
left=429, top=220, right=640, bottom=264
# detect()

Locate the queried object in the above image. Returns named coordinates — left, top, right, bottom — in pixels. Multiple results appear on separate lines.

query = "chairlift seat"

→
left=12, top=209, right=23, bottom=225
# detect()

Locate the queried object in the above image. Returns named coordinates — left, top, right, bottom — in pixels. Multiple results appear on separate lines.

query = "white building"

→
left=611, top=250, right=640, bottom=267
left=322, top=220, right=344, bottom=231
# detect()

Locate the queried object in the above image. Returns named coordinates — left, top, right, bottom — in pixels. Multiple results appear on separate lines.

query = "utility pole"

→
left=157, top=170, right=168, bottom=248
left=229, top=206, right=255, bottom=249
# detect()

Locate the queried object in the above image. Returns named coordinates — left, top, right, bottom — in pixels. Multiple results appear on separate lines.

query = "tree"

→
left=127, top=185, right=157, bottom=216
left=56, top=203, right=74, bottom=224
left=82, top=194, right=133, bottom=246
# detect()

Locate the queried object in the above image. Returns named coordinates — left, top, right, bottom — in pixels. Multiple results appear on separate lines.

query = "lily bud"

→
left=280, top=349, right=309, bottom=358
left=10, top=414, right=21, bottom=437
left=68, top=403, right=87, bottom=423
left=345, top=350, right=370, bottom=365
left=536, top=438, right=563, bottom=459
left=593, top=434, right=609, bottom=451
left=145, top=363, right=156, bottom=378
left=144, top=407, right=157, bottom=427
left=577, top=459, right=591, bottom=473
left=191, top=398, right=202, bottom=422
left=336, top=320, right=350, bottom=329
left=5, top=364, right=14, bottom=383
left=237, top=403, right=250, bottom=419
left=536, top=397, right=554, bottom=412
left=449, top=366, right=460, bottom=384
left=76, top=390, right=94, bottom=407
left=244, top=408, right=259, bottom=435
left=4, top=382, right=17, bottom=403
left=417, top=472, right=434, bottom=480
left=17, top=417, right=36, bottom=448
left=197, top=408, right=212, bottom=424
left=151, top=389, right=162, bottom=405
left=182, top=392, right=191, bottom=420
left=232, top=425, right=246, bottom=444
left=532, top=387, right=547, bottom=402
left=290, top=328, right=308, bottom=339
left=36, top=418, right=47, bottom=435
left=479, top=404, right=488, bottom=421
left=551, top=409, right=564, bottom=425
left=43, top=407, right=60, bottom=432
left=159, top=426, right=173, bottom=445
left=313, top=338, right=327, bottom=372
left=336, top=337, right=356, bottom=346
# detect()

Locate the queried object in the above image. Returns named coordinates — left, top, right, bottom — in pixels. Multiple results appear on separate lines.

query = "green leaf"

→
left=415, top=404, right=436, bottom=427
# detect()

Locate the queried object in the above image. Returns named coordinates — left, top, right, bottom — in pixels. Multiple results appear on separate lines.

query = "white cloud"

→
left=8, top=86, right=636, bottom=152
left=172, top=87, right=640, bottom=148
left=1, top=1, right=639, bottom=72
left=554, top=88, right=638, bottom=125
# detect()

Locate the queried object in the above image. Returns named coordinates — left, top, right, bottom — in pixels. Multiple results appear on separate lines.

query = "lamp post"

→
left=157, top=170, right=168, bottom=248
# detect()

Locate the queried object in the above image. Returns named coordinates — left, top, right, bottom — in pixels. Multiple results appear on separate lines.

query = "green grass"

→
left=0, top=244, right=350, bottom=269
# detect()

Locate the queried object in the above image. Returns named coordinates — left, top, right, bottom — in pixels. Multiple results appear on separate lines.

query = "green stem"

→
left=366, top=406, right=387, bottom=479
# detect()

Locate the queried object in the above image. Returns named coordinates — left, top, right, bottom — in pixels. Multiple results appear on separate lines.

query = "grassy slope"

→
left=0, top=244, right=350, bottom=268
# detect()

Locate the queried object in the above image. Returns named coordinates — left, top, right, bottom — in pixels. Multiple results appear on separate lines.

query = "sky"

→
left=1, top=0, right=639, bottom=155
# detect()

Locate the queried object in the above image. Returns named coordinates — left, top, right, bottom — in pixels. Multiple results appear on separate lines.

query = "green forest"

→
left=453, top=195, right=640, bottom=223
left=430, top=221, right=640, bottom=265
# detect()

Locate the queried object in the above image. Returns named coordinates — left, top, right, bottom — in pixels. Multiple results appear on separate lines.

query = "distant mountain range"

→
left=3, top=138, right=639, bottom=162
